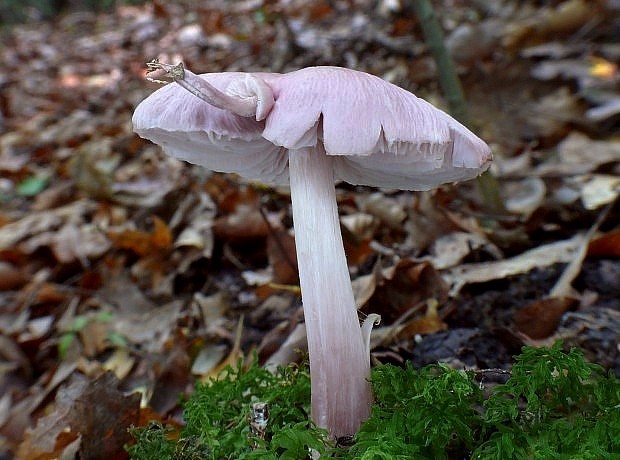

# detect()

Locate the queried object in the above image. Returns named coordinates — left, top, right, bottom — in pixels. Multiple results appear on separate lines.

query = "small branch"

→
left=411, top=0, right=505, bottom=214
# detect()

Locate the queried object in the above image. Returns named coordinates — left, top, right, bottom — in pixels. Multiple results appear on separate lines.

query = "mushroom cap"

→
left=132, top=72, right=289, bottom=184
left=133, top=66, right=492, bottom=190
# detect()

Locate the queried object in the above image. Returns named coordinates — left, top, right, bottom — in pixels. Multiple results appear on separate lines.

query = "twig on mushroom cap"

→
left=145, top=58, right=185, bottom=84
left=145, top=60, right=273, bottom=120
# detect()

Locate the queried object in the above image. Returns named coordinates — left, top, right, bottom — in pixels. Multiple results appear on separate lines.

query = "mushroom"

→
left=132, top=62, right=492, bottom=438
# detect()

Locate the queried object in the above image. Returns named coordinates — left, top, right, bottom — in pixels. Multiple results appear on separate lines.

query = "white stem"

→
left=288, top=146, right=373, bottom=438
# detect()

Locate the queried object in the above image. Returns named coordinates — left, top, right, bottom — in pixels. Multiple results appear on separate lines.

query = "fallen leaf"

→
left=108, top=216, right=172, bottom=256
left=443, top=236, right=584, bottom=296
left=527, top=86, right=580, bottom=137
left=0, top=262, right=27, bottom=291
left=579, top=174, right=620, bottom=210
left=213, top=205, right=269, bottom=241
left=17, top=371, right=139, bottom=460
left=356, top=192, right=406, bottom=229
left=504, top=177, right=547, bottom=216
left=19, top=223, right=111, bottom=265
left=267, top=229, right=298, bottom=285
left=588, top=230, right=620, bottom=258
left=514, top=297, right=577, bottom=339
left=149, top=343, right=190, bottom=415
left=503, top=0, right=594, bottom=49
left=0, top=200, right=96, bottom=250
left=429, top=232, right=501, bottom=270
left=264, top=323, right=307, bottom=370
left=397, top=299, right=448, bottom=339
left=369, top=260, right=449, bottom=320
left=535, top=132, right=620, bottom=176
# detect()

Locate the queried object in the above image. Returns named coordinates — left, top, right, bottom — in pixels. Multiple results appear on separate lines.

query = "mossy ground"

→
left=127, top=342, right=620, bottom=459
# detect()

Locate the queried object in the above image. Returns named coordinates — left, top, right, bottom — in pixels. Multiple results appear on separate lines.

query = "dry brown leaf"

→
left=17, top=372, right=139, bottom=460
left=356, top=192, right=406, bottom=229
left=78, top=320, right=111, bottom=358
left=369, top=260, right=449, bottom=320
left=588, top=230, right=620, bottom=258
left=443, top=236, right=584, bottom=296
left=213, top=205, right=269, bottom=241
left=535, top=132, right=620, bottom=176
left=514, top=297, right=577, bottom=339
left=397, top=299, right=448, bottom=340
left=351, top=272, right=377, bottom=309
left=18, top=281, right=67, bottom=307
left=20, top=223, right=111, bottom=265
left=111, top=301, right=182, bottom=352
left=0, top=200, right=96, bottom=250
left=267, top=229, right=298, bottom=285
left=149, top=344, right=190, bottom=415
left=0, top=262, right=27, bottom=291
left=264, top=323, right=308, bottom=370
left=429, top=232, right=501, bottom=270
left=172, top=191, right=216, bottom=258
left=504, top=177, right=546, bottom=215
left=503, top=0, right=595, bottom=49
left=199, top=318, right=244, bottom=383
left=527, top=87, right=581, bottom=138
left=108, top=216, right=171, bottom=256
left=191, top=344, right=228, bottom=377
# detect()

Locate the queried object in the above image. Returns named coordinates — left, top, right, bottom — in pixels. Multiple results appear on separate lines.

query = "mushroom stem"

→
left=288, top=146, right=373, bottom=438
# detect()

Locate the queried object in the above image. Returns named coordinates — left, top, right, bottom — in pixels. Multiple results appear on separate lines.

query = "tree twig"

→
left=411, top=0, right=505, bottom=214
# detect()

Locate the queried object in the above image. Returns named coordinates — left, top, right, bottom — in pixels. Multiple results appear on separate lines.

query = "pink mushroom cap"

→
left=133, top=66, right=492, bottom=190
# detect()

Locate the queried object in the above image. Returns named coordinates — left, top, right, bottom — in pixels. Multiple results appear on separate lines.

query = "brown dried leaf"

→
left=0, top=200, right=96, bottom=250
left=213, top=205, right=269, bottom=242
left=17, top=372, right=139, bottom=460
left=108, top=216, right=172, bottom=256
left=111, top=301, right=182, bottom=352
left=78, top=320, right=111, bottom=358
left=370, top=260, right=449, bottom=320
left=149, top=344, right=190, bottom=415
left=397, top=299, right=448, bottom=339
left=0, top=262, right=27, bottom=291
left=588, top=230, right=620, bottom=258
left=18, top=281, right=67, bottom=307
left=267, top=229, right=298, bottom=285
left=443, top=236, right=584, bottom=296
left=514, top=297, right=577, bottom=339
left=503, top=0, right=595, bottom=49
left=535, top=133, right=620, bottom=176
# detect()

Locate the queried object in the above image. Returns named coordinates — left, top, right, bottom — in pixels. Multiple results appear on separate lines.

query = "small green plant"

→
left=58, top=310, right=126, bottom=359
left=128, top=343, right=620, bottom=459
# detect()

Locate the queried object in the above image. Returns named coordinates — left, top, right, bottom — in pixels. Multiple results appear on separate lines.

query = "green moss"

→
left=128, top=359, right=329, bottom=459
left=128, top=343, right=620, bottom=459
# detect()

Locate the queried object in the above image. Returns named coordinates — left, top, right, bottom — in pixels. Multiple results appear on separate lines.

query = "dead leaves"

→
left=1, top=0, right=619, bottom=458
left=108, top=216, right=172, bottom=257
left=17, top=372, right=140, bottom=460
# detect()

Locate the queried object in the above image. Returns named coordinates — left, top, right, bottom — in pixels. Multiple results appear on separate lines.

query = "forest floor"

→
left=0, top=0, right=619, bottom=458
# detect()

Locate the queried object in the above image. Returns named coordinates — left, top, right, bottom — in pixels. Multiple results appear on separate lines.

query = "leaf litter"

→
left=0, top=0, right=618, bottom=458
